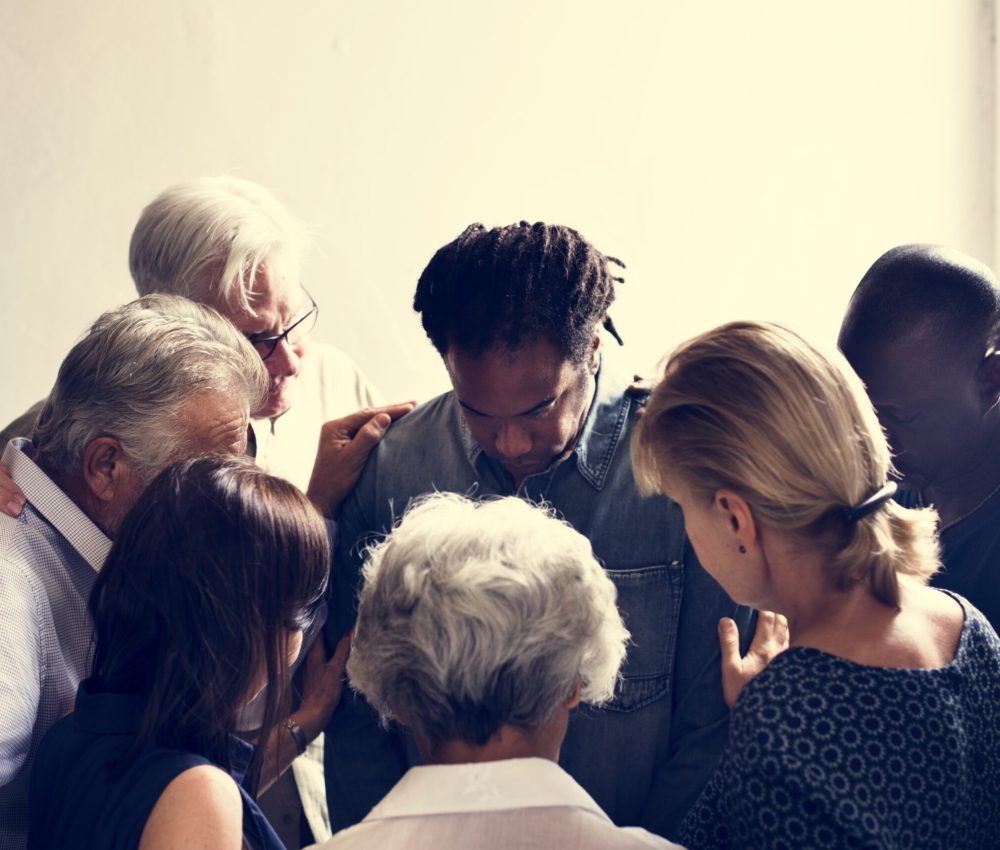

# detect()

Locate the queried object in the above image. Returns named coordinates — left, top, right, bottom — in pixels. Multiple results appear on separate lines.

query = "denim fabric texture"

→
left=324, top=354, right=750, bottom=840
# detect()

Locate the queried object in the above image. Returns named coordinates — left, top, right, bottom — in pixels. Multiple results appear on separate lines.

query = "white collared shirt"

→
left=0, top=439, right=111, bottom=850
left=319, top=757, right=684, bottom=850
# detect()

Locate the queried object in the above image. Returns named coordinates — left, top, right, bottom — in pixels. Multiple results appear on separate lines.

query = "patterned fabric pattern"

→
left=680, top=594, right=1000, bottom=850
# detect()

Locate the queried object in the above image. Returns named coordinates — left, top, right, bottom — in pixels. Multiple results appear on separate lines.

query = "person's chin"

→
left=501, top=458, right=546, bottom=479
left=255, top=386, right=294, bottom=420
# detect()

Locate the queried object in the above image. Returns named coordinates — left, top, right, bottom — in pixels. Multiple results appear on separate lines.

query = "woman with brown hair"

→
left=28, top=456, right=347, bottom=850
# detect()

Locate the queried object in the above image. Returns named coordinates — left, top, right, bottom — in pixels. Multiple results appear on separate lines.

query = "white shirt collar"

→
left=364, top=757, right=610, bottom=822
left=3, top=438, right=112, bottom=572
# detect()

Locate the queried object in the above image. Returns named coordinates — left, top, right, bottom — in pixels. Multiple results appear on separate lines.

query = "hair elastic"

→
left=842, top=481, right=898, bottom=525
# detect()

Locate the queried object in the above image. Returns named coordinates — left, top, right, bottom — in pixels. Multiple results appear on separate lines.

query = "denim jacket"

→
left=325, top=354, right=749, bottom=840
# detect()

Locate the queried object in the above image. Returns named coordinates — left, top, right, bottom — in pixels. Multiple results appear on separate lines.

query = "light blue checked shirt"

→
left=0, top=439, right=110, bottom=850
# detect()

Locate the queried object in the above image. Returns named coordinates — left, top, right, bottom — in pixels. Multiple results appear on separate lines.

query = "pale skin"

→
left=665, top=477, right=965, bottom=685
left=140, top=631, right=351, bottom=848
left=2, top=390, right=353, bottom=844
left=215, top=262, right=416, bottom=516
left=0, top=261, right=414, bottom=519
left=41, top=390, right=250, bottom=537
left=257, top=631, right=352, bottom=792
left=0, top=401, right=414, bottom=521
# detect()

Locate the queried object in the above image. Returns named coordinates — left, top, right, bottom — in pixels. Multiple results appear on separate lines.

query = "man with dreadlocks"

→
left=323, top=222, right=750, bottom=841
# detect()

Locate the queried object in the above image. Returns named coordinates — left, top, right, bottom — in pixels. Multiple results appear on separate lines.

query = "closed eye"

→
left=524, top=402, right=554, bottom=420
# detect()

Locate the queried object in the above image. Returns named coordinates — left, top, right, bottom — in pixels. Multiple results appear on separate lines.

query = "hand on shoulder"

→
left=719, top=611, right=790, bottom=708
left=307, top=401, right=415, bottom=518
left=0, top=464, right=25, bottom=517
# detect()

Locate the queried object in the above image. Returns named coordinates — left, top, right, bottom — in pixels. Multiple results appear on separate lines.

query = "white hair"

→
left=32, top=294, right=267, bottom=478
left=347, top=493, right=630, bottom=747
left=128, top=175, right=309, bottom=314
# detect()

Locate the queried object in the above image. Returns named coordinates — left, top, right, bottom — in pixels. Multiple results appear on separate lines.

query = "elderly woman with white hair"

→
left=321, top=493, right=682, bottom=850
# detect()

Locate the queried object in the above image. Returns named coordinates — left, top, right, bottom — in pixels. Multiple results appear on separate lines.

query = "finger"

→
left=323, top=407, right=383, bottom=436
left=773, top=612, right=790, bottom=648
left=4, top=498, right=25, bottom=518
left=717, top=617, right=741, bottom=673
left=374, top=401, right=417, bottom=422
left=320, top=403, right=415, bottom=441
left=748, top=610, right=776, bottom=659
left=343, top=413, right=392, bottom=457
left=327, top=631, right=352, bottom=674
left=304, top=636, right=326, bottom=675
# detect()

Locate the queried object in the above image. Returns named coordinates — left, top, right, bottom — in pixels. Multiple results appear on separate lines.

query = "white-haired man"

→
left=324, top=493, right=681, bottom=849
left=0, top=295, right=321, bottom=850
left=0, top=178, right=409, bottom=846
left=2, top=175, right=412, bottom=516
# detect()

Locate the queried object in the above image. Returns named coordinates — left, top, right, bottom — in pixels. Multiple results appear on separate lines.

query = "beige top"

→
left=251, top=341, right=381, bottom=491
left=319, top=758, right=685, bottom=850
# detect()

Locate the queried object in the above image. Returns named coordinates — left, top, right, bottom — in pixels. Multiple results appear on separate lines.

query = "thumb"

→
left=326, top=631, right=352, bottom=679
left=718, top=617, right=741, bottom=673
left=347, top=413, right=392, bottom=456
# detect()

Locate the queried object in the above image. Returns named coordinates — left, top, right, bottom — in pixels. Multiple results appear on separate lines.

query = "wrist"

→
left=289, top=706, right=328, bottom=744
left=281, top=717, right=308, bottom=756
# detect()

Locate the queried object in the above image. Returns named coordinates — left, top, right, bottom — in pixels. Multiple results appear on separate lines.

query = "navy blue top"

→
left=896, top=488, right=1000, bottom=630
left=679, top=593, right=1000, bottom=850
left=27, top=683, right=285, bottom=850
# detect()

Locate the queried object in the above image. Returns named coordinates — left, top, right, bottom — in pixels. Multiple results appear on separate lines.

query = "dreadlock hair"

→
left=413, top=221, right=626, bottom=363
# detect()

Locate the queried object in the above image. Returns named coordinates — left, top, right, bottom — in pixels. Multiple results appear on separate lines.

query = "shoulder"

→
left=368, top=391, right=461, bottom=459
left=345, top=391, right=464, bottom=516
left=303, top=342, right=384, bottom=409
left=304, top=341, right=362, bottom=372
left=0, top=543, right=46, bottom=630
left=729, top=649, right=851, bottom=747
left=950, top=592, right=1000, bottom=664
left=139, top=764, right=243, bottom=850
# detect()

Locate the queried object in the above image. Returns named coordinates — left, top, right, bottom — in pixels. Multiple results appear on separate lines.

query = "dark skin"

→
left=842, top=324, right=1000, bottom=525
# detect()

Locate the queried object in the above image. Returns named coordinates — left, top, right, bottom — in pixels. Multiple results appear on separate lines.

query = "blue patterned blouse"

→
left=680, top=593, right=1000, bottom=850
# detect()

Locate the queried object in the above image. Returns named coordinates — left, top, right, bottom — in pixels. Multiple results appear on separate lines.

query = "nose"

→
left=265, top=338, right=301, bottom=380
left=495, top=421, right=531, bottom=460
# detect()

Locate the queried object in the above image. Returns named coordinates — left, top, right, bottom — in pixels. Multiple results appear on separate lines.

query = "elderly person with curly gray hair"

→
left=321, top=493, right=682, bottom=850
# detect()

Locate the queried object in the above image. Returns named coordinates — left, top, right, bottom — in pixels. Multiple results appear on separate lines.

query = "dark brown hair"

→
left=88, top=455, right=329, bottom=792
left=413, top=221, right=625, bottom=362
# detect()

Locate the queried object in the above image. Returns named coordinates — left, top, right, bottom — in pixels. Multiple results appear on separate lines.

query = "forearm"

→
left=255, top=707, right=325, bottom=794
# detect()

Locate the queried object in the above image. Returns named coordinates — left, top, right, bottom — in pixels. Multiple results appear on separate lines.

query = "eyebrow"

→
left=458, top=395, right=557, bottom=418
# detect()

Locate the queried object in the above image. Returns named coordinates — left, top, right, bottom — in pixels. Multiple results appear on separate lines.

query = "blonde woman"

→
left=633, top=320, right=1000, bottom=850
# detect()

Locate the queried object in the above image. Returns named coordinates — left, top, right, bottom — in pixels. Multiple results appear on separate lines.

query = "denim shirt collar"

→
left=457, top=352, right=635, bottom=492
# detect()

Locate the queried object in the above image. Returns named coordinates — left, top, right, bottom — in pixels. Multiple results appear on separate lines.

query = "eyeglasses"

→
left=245, top=289, right=319, bottom=361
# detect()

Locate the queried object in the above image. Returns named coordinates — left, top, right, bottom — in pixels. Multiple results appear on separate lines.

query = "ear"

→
left=564, top=676, right=583, bottom=710
left=80, top=437, right=132, bottom=504
left=587, top=333, right=602, bottom=374
left=975, top=350, right=1000, bottom=410
left=713, top=489, right=759, bottom=554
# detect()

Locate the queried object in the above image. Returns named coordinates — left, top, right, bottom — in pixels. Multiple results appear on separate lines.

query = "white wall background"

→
left=1, top=1, right=995, bottom=422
